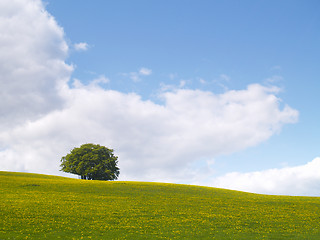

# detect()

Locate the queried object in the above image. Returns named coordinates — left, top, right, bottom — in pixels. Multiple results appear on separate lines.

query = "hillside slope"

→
left=1, top=171, right=320, bottom=239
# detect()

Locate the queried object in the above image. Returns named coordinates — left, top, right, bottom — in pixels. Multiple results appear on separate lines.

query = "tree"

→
left=60, top=143, right=119, bottom=180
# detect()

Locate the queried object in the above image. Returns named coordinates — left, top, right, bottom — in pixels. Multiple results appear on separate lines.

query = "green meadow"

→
left=1, top=171, right=320, bottom=239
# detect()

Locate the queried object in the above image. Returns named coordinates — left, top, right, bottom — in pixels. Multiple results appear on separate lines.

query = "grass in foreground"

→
left=1, top=171, right=320, bottom=239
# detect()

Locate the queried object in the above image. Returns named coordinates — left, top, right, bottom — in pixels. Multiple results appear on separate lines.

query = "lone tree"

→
left=60, top=143, right=119, bottom=180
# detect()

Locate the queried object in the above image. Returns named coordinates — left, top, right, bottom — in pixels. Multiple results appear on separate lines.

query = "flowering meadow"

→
left=1, top=171, right=320, bottom=239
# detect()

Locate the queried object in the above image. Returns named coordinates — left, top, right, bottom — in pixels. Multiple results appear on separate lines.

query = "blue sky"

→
left=46, top=1, right=320, bottom=170
left=1, top=0, right=320, bottom=195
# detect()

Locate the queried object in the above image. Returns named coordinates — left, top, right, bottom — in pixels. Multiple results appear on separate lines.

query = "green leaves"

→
left=60, top=144, right=119, bottom=180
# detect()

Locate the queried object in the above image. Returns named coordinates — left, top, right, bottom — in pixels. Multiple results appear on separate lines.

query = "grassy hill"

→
left=1, top=171, right=320, bottom=239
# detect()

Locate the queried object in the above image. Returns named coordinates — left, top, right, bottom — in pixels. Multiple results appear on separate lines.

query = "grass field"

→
left=1, top=171, right=320, bottom=239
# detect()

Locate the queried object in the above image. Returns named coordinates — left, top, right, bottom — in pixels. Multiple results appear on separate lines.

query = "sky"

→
left=1, top=0, right=320, bottom=196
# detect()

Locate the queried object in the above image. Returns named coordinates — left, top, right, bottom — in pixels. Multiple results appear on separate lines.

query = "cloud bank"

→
left=0, top=0, right=71, bottom=130
left=213, top=158, right=320, bottom=196
left=2, top=0, right=315, bottom=196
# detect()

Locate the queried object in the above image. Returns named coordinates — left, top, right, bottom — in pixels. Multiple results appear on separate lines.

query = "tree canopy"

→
left=60, top=143, right=119, bottom=180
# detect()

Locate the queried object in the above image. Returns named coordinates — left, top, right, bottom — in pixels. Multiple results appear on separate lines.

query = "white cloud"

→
left=123, top=67, right=152, bottom=82
left=213, top=74, right=231, bottom=91
left=139, top=67, right=152, bottom=76
left=91, top=75, right=109, bottom=85
left=179, top=80, right=186, bottom=88
left=264, top=75, right=283, bottom=84
left=74, top=42, right=89, bottom=51
left=169, top=73, right=178, bottom=80
left=0, top=0, right=72, bottom=130
left=219, top=74, right=230, bottom=82
left=199, top=78, right=206, bottom=84
left=0, top=81, right=299, bottom=183
left=0, top=0, right=303, bottom=195
left=159, top=79, right=188, bottom=92
left=73, top=75, right=109, bottom=88
left=212, top=158, right=320, bottom=196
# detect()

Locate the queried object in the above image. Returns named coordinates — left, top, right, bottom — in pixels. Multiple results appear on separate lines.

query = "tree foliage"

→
left=60, top=143, right=119, bottom=180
